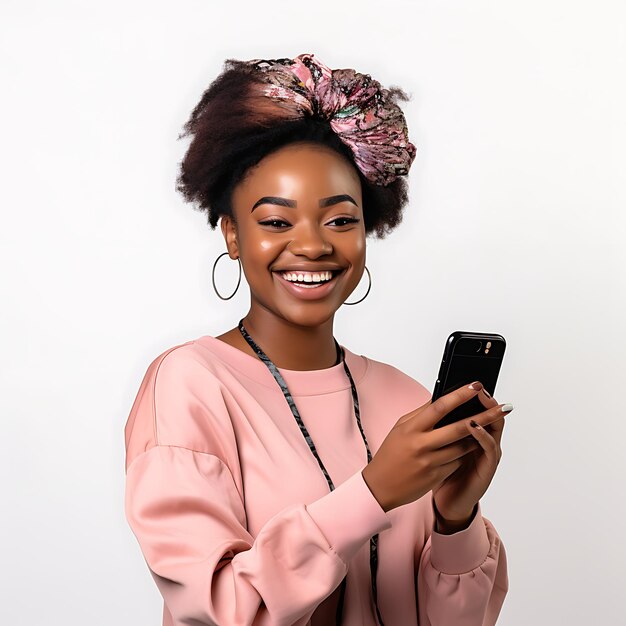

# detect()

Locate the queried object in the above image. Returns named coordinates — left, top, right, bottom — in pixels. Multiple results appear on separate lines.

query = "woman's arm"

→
left=415, top=493, right=509, bottom=626
left=126, top=446, right=391, bottom=626
left=124, top=345, right=392, bottom=626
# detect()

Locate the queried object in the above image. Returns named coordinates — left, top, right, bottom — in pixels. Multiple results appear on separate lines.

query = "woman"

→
left=124, top=53, right=511, bottom=626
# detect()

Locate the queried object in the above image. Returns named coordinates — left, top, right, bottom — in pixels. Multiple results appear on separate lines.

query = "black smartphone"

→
left=432, top=331, right=506, bottom=429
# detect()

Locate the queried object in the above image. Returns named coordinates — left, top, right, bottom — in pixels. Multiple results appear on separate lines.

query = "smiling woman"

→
left=216, top=141, right=368, bottom=366
left=123, top=53, right=509, bottom=626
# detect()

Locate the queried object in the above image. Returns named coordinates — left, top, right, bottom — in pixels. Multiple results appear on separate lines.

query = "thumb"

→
left=396, top=399, right=431, bottom=426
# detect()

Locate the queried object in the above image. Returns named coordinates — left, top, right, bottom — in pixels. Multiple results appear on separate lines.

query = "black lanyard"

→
left=238, top=319, right=385, bottom=625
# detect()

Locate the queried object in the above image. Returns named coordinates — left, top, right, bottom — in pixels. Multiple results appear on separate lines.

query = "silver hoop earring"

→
left=212, top=252, right=242, bottom=300
left=343, top=265, right=371, bottom=305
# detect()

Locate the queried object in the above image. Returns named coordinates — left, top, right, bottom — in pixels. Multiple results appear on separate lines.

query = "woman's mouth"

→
left=273, top=269, right=344, bottom=300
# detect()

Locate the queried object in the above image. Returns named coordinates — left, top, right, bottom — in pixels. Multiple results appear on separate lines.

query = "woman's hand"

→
left=361, top=382, right=513, bottom=515
left=431, top=386, right=511, bottom=525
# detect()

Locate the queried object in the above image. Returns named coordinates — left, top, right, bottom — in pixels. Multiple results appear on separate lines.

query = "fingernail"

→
left=468, top=381, right=483, bottom=391
left=470, top=419, right=481, bottom=429
left=501, top=403, right=514, bottom=413
left=482, top=388, right=491, bottom=398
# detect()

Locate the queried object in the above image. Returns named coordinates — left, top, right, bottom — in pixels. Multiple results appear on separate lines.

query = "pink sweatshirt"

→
left=124, top=335, right=508, bottom=626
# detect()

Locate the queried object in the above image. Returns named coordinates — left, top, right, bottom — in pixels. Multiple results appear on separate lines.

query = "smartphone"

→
left=432, top=331, right=506, bottom=429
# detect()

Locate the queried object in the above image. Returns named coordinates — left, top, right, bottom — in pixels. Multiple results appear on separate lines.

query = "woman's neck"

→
left=238, top=309, right=339, bottom=371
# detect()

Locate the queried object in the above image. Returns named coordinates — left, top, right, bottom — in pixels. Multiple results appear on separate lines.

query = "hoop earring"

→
left=212, top=252, right=242, bottom=300
left=343, top=265, right=371, bottom=305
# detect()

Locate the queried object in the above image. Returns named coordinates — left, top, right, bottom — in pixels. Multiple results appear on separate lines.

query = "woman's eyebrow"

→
left=251, top=194, right=357, bottom=212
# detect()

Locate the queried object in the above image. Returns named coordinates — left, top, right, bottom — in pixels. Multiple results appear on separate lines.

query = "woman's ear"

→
left=220, top=215, right=240, bottom=259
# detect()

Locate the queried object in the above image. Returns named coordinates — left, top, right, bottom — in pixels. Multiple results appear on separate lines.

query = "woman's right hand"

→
left=361, top=382, right=506, bottom=513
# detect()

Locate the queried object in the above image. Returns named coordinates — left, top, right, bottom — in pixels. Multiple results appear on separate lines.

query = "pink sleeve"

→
left=124, top=348, right=392, bottom=626
left=416, top=493, right=509, bottom=625
left=125, top=448, right=390, bottom=626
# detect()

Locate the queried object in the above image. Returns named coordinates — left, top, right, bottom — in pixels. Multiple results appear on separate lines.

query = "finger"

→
left=397, top=385, right=496, bottom=428
left=418, top=381, right=488, bottom=431
left=434, top=456, right=465, bottom=483
left=484, top=414, right=506, bottom=447
left=465, top=419, right=500, bottom=466
left=477, top=388, right=498, bottom=410
left=431, top=435, right=482, bottom=466
left=464, top=403, right=513, bottom=437
left=427, top=402, right=514, bottom=450
left=396, top=397, right=432, bottom=426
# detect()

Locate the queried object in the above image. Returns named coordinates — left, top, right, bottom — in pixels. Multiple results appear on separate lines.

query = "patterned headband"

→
left=244, top=53, right=417, bottom=186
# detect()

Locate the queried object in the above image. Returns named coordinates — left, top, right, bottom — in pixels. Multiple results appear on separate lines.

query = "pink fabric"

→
left=124, top=335, right=508, bottom=625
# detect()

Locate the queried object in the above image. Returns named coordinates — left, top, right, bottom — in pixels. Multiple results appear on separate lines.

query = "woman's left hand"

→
left=432, top=389, right=511, bottom=524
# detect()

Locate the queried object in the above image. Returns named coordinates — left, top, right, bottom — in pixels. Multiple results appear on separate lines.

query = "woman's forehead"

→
left=237, top=147, right=360, bottom=194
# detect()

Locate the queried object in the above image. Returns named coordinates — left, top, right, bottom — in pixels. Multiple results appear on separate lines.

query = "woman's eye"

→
left=258, top=217, right=360, bottom=228
left=258, top=219, right=290, bottom=228
left=328, top=217, right=360, bottom=227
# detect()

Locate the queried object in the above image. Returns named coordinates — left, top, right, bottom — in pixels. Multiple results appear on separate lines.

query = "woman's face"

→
left=221, top=141, right=366, bottom=328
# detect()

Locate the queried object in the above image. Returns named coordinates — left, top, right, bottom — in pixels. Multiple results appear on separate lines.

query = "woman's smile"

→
left=273, top=268, right=346, bottom=300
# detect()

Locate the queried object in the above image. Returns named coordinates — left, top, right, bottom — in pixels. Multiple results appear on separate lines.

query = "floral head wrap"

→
left=244, top=53, right=417, bottom=186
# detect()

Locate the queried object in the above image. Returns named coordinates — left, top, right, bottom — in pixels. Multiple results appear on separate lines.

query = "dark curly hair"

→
left=176, top=57, right=414, bottom=239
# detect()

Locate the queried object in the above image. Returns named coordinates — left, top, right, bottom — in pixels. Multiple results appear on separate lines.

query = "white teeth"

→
left=280, top=270, right=334, bottom=283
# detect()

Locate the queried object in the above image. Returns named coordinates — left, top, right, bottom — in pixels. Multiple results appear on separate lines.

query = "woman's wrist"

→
left=434, top=502, right=477, bottom=535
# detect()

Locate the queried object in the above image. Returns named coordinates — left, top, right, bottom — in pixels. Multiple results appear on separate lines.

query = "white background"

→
left=1, top=1, right=624, bottom=624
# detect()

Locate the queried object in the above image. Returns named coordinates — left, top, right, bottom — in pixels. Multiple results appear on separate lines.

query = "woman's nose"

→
left=286, top=224, right=333, bottom=257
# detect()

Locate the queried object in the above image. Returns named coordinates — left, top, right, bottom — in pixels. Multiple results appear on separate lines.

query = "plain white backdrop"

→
left=1, top=1, right=624, bottom=624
